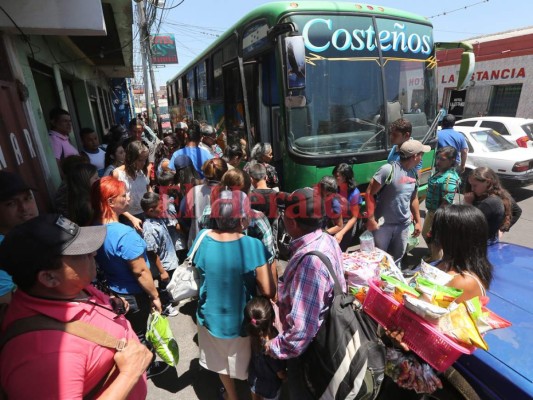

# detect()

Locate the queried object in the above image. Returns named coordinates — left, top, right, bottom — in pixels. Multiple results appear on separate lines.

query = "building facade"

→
left=0, top=0, right=134, bottom=209
left=437, top=26, right=533, bottom=119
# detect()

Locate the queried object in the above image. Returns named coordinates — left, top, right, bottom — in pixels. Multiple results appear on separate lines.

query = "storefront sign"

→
left=448, top=90, right=466, bottom=117
left=441, top=67, right=526, bottom=84
left=298, top=16, right=432, bottom=59
left=150, top=34, right=178, bottom=64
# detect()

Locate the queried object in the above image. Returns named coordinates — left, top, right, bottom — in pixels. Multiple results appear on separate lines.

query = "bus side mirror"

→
left=457, top=51, right=475, bottom=91
left=284, top=36, right=306, bottom=90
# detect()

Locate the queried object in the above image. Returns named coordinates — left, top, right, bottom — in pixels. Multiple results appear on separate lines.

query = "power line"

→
left=427, top=0, right=490, bottom=19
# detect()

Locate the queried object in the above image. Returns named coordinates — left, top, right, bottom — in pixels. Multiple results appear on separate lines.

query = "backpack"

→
left=300, top=251, right=385, bottom=400
left=275, top=208, right=291, bottom=261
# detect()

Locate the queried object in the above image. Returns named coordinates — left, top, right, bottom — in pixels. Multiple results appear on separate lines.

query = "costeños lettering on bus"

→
left=302, top=19, right=432, bottom=55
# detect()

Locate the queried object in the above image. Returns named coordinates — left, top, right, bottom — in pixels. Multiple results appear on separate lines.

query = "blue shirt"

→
left=438, top=128, right=468, bottom=164
left=168, top=146, right=213, bottom=178
left=191, top=231, right=269, bottom=339
left=142, top=218, right=179, bottom=272
left=95, top=222, right=151, bottom=294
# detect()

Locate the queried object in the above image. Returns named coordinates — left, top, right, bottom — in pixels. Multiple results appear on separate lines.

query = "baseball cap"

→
left=201, top=124, right=216, bottom=137
left=173, top=154, right=194, bottom=170
left=0, top=214, right=106, bottom=265
left=277, top=187, right=324, bottom=226
left=0, top=171, right=33, bottom=202
left=399, top=140, right=431, bottom=158
left=176, top=122, right=188, bottom=130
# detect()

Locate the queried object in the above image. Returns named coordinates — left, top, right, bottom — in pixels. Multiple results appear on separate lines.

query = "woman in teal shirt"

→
left=422, top=146, right=460, bottom=261
left=190, top=189, right=275, bottom=400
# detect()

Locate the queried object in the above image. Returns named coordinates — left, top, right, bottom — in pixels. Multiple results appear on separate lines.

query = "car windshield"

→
left=470, top=129, right=517, bottom=152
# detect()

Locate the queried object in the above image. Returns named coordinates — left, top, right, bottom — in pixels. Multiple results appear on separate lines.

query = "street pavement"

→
left=147, top=183, right=533, bottom=399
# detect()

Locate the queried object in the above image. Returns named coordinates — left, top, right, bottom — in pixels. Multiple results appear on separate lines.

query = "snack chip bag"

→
left=465, top=297, right=512, bottom=334
left=403, top=294, right=449, bottom=324
left=419, top=260, right=454, bottom=286
left=416, top=277, right=463, bottom=308
left=381, top=274, right=420, bottom=300
left=439, top=302, right=488, bottom=350
left=349, top=285, right=367, bottom=304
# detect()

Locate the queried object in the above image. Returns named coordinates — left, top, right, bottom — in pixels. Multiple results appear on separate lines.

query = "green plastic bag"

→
left=146, top=311, right=179, bottom=367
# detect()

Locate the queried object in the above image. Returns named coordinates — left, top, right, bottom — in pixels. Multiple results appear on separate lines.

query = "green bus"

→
left=167, top=1, right=473, bottom=192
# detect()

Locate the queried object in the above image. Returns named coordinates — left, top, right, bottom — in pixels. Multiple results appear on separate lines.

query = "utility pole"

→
left=137, top=0, right=151, bottom=126
left=147, top=40, right=162, bottom=135
left=137, top=0, right=162, bottom=136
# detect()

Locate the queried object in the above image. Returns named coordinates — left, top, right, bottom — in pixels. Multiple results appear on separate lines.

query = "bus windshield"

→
left=285, top=14, right=436, bottom=157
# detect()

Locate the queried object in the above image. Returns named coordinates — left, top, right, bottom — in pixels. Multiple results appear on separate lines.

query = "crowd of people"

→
left=0, top=110, right=523, bottom=399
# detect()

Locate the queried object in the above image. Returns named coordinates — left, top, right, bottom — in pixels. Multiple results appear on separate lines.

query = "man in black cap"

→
left=0, top=171, right=39, bottom=303
left=0, top=214, right=152, bottom=399
left=265, top=188, right=346, bottom=399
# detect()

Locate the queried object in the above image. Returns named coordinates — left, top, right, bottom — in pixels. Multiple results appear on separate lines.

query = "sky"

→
left=147, top=0, right=533, bottom=88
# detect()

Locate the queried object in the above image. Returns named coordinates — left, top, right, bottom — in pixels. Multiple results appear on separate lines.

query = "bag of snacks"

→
left=416, top=277, right=463, bottom=308
left=381, top=274, right=420, bottom=302
left=385, top=347, right=443, bottom=394
left=419, top=260, right=454, bottom=285
left=464, top=297, right=512, bottom=334
left=403, top=294, right=449, bottom=324
left=438, top=302, right=488, bottom=350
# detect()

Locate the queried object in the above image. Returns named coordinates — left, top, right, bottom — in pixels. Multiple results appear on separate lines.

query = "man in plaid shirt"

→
left=266, top=187, right=346, bottom=399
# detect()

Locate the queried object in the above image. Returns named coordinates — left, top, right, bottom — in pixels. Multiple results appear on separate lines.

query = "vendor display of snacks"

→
left=368, top=274, right=512, bottom=353
left=342, top=248, right=404, bottom=290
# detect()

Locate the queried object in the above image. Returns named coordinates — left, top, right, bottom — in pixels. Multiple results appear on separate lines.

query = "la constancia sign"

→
left=441, top=67, right=526, bottom=84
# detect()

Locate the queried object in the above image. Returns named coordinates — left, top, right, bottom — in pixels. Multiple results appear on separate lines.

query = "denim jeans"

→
left=372, top=223, right=409, bottom=265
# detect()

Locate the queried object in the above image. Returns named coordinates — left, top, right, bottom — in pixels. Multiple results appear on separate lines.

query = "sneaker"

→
left=162, top=304, right=179, bottom=317
left=146, top=361, right=170, bottom=379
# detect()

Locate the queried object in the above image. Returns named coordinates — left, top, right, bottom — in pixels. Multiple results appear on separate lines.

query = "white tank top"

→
left=116, top=169, right=149, bottom=216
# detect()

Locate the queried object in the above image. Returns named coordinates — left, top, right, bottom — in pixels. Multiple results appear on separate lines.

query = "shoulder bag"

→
left=300, top=251, right=385, bottom=400
left=166, top=229, right=211, bottom=303
left=0, top=315, right=125, bottom=399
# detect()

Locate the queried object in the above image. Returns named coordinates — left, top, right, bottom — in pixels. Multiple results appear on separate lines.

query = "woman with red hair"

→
left=91, top=176, right=165, bottom=376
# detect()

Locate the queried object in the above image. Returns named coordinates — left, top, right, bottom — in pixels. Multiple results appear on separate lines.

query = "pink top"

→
left=49, top=130, right=79, bottom=159
left=0, top=286, right=147, bottom=400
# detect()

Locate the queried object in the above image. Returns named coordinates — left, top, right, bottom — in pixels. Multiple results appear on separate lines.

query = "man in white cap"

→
left=365, top=140, right=429, bottom=265
left=198, top=123, right=222, bottom=158
left=174, top=121, right=188, bottom=148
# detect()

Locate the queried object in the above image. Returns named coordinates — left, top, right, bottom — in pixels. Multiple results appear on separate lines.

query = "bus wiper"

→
left=356, top=125, right=386, bottom=153
left=421, top=113, right=440, bottom=144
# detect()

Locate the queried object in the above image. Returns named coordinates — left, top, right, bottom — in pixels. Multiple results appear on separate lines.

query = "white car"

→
left=453, top=126, right=533, bottom=186
left=455, top=116, right=533, bottom=148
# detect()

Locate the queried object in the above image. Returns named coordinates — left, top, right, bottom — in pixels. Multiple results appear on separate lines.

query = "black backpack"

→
left=276, top=207, right=292, bottom=261
left=300, top=251, right=385, bottom=400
